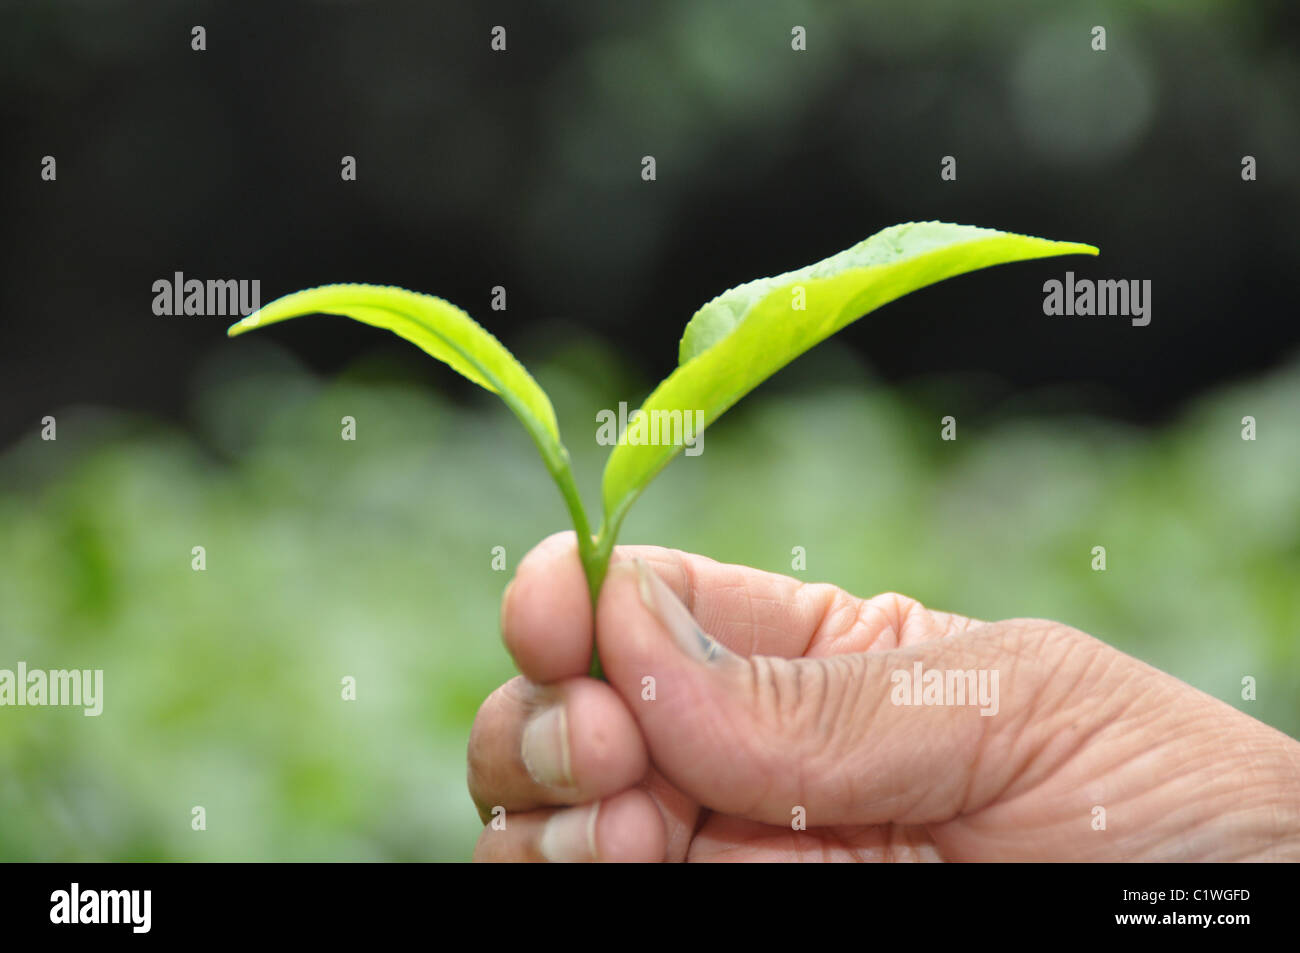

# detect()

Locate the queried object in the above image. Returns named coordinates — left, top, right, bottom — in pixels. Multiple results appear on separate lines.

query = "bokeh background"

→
left=1, top=0, right=1298, bottom=861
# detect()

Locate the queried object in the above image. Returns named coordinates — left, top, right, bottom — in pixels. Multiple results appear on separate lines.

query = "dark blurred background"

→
left=3, top=0, right=1299, bottom=438
left=1, top=1, right=1298, bottom=861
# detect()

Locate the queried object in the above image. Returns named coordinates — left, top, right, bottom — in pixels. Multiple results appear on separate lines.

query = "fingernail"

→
left=634, top=558, right=728, bottom=663
left=539, top=802, right=600, bottom=862
left=521, top=705, right=572, bottom=790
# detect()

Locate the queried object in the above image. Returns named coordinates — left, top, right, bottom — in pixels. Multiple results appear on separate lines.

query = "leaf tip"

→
left=226, top=312, right=261, bottom=338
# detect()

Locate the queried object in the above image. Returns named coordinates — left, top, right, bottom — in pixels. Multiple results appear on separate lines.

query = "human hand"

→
left=468, top=533, right=1300, bottom=861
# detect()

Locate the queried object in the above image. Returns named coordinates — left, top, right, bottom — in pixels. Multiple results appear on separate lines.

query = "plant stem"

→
left=546, top=453, right=612, bottom=678
left=581, top=526, right=618, bottom=679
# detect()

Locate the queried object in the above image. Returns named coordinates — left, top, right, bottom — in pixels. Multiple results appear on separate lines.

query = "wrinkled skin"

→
left=468, top=533, right=1300, bottom=861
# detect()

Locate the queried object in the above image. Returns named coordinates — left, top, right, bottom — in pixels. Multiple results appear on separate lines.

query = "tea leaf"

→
left=227, top=284, right=565, bottom=467
left=602, top=222, right=1098, bottom=531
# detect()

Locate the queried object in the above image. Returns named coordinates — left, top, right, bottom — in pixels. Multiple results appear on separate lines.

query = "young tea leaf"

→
left=227, top=283, right=565, bottom=469
left=601, top=222, right=1098, bottom=533
left=228, top=284, right=614, bottom=629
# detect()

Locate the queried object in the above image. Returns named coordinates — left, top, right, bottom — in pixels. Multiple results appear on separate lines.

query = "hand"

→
left=467, top=532, right=1300, bottom=861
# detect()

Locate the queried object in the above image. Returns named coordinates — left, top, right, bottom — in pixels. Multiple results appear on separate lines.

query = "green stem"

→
left=548, top=453, right=592, bottom=556
left=546, top=453, right=614, bottom=678
left=581, top=525, right=618, bottom=679
left=579, top=499, right=638, bottom=679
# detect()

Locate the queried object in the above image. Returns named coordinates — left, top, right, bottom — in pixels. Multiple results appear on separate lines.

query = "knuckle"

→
left=978, top=618, right=1112, bottom=721
left=987, top=617, right=1089, bottom=662
left=465, top=711, right=495, bottom=811
left=747, top=652, right=866, bottom=758
left=465, top=677, right=532, bottom=809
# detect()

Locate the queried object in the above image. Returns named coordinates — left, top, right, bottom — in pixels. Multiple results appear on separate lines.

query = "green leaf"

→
left=227, top=283, right=564, bottom=467
left=601, top=222, right=1098, bottom=531
left=228, top=283, right=604, bottom=613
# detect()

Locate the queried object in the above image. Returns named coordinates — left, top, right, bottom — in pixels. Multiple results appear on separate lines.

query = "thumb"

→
left=597, top=558, right=1036, bottom=829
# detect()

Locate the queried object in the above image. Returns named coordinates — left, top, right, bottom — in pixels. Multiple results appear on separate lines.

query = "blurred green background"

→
left=1, top=0, right=1298, bottom=860
left=1, top=338, right=1297, bottom=860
